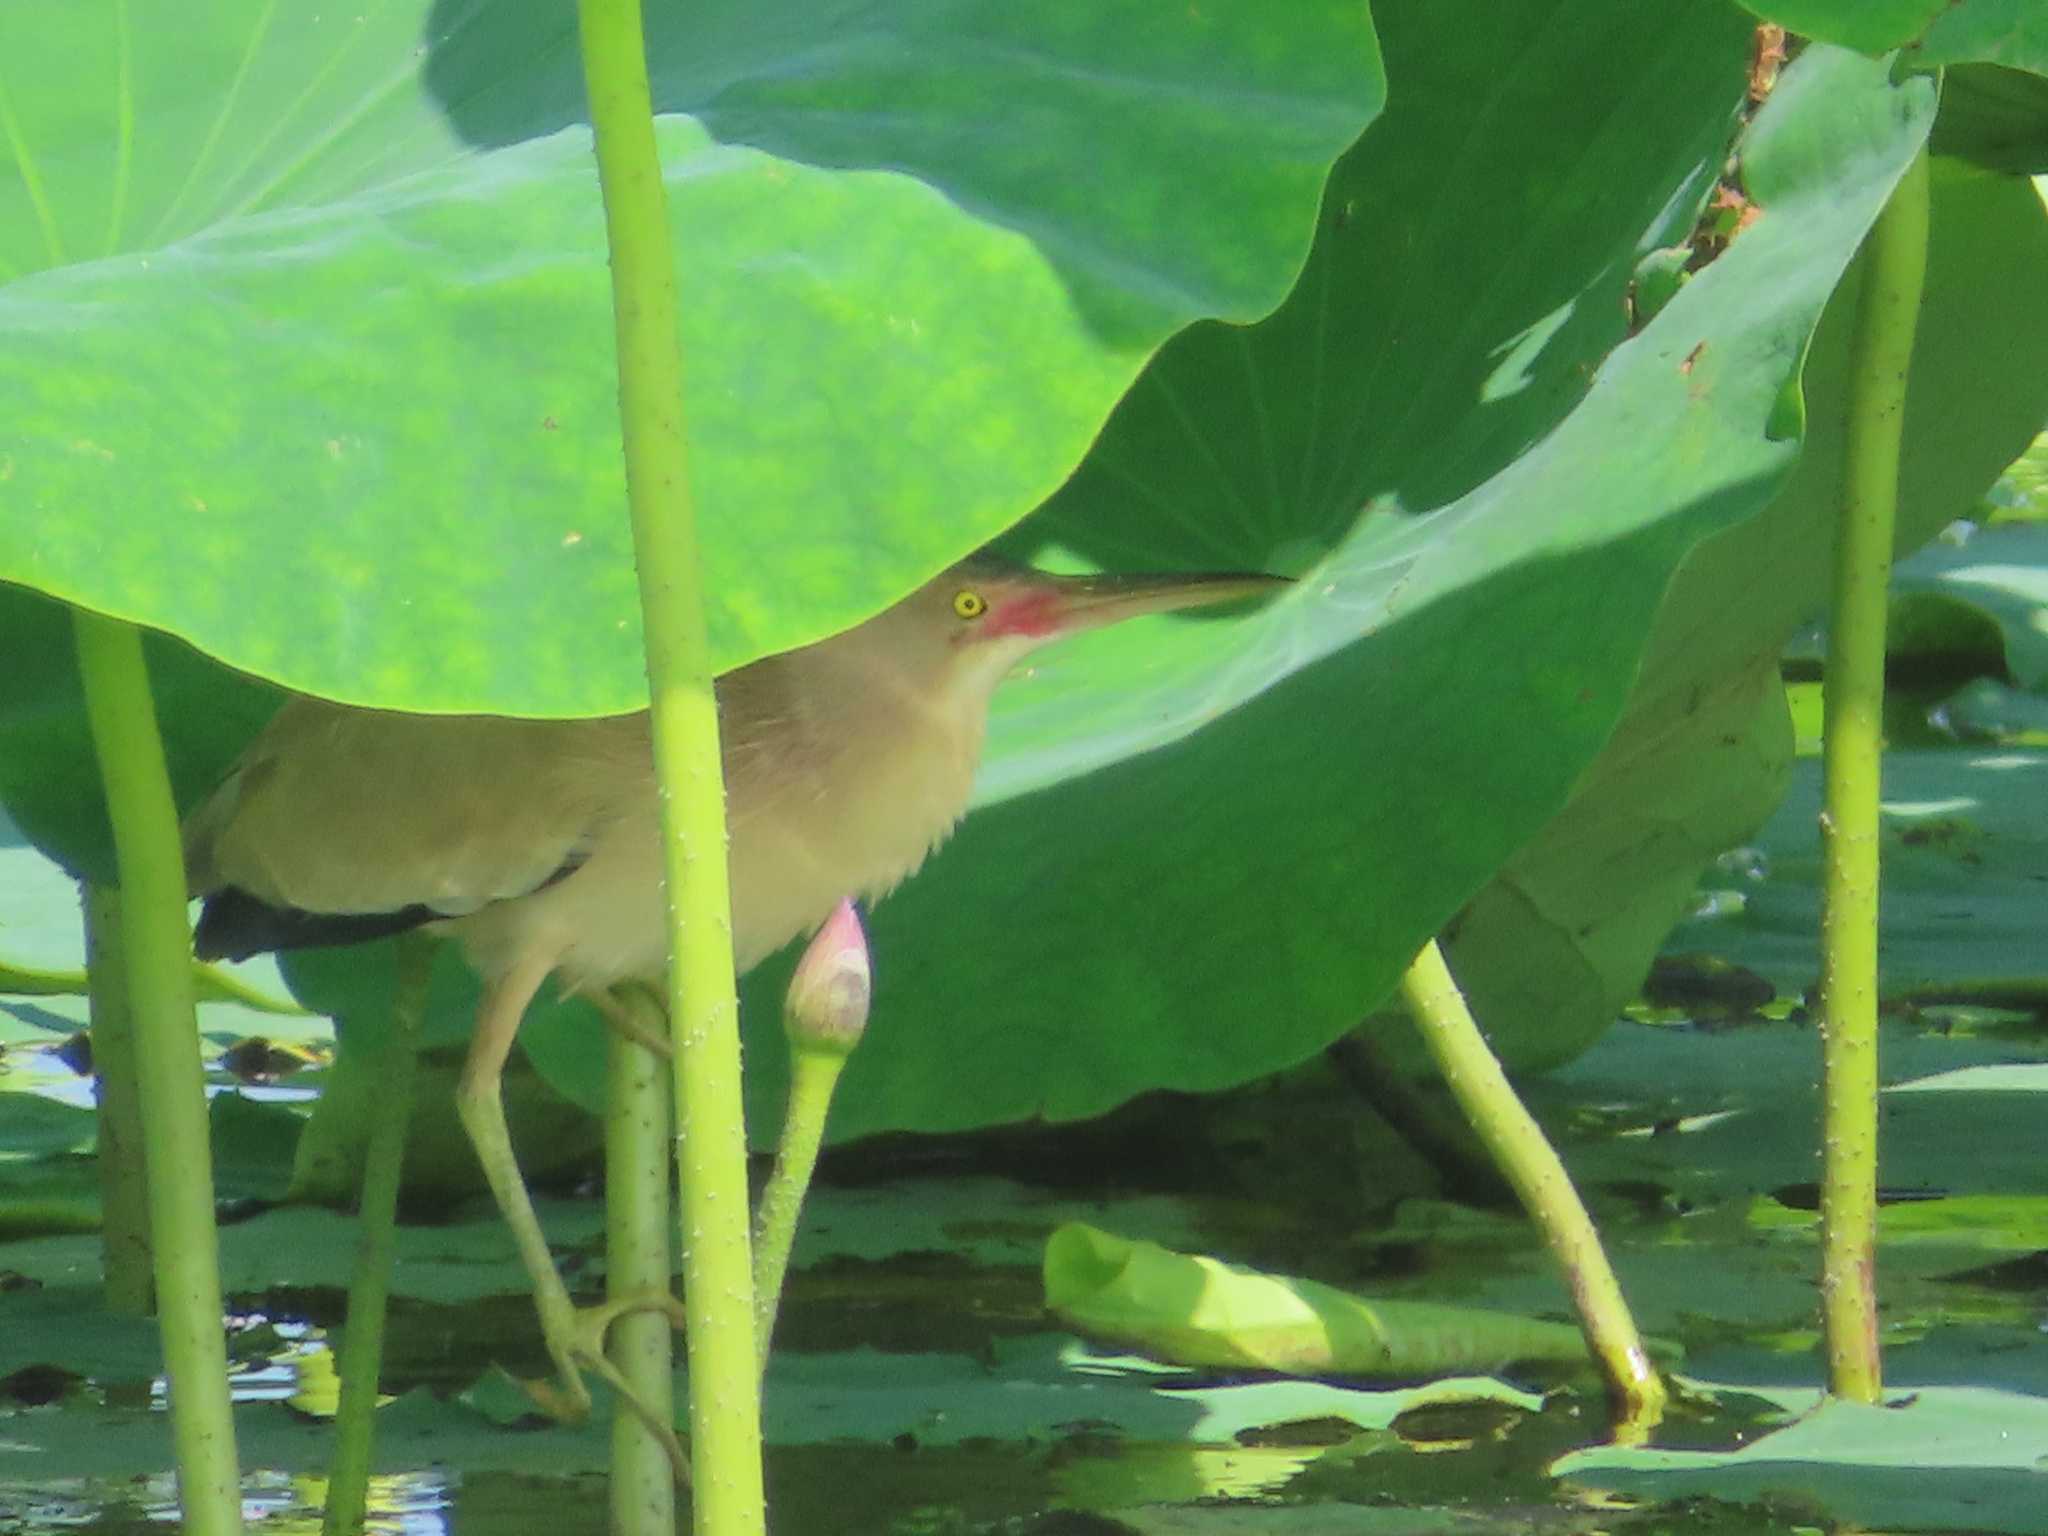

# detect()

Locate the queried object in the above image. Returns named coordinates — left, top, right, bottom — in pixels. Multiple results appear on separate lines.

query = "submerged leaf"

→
left=1559, top=1384, right=2048, bottom=1536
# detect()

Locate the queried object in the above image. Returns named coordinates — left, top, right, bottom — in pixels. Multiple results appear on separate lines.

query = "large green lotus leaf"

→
left=1735, top=0, right=2048, bottom=64
left=0, top=0, right=1380, bottom=714
left=602, top=34, right=1936, bottom=1141
left=1735, top=0, right=1947, bottom=54
left=276, top=0, right=1765, bottom=1145
left=1630, top=157, right=2048, bottom=699
left=1932, top=65, right=2048, bottom=173
left=1561, top=159, right=2048, bottom=1032
left=0, top=586, right=285, bottom=884
left=499, top=0, right=1785, bottom=1132
left=1912, top=1, right=2048, bottom=172
left=1375, top=153, right=2048, bottom=1071
left=1424, top=657, right=1794, bottom=1077
left=1740, top=6, right=2048, bottom=176
left=23, top=16, right=1949, bottom=1159
left=1912, top=1, right=2048, bottom=74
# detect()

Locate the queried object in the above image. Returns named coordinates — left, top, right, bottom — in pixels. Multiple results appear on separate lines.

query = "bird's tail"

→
left=193, top=886, right=439, bottom=961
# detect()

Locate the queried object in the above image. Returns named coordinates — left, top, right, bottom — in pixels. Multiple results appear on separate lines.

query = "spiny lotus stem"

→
left=755, top=899, right=872, bottom=1372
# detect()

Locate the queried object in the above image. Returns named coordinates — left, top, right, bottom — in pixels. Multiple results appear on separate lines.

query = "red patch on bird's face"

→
left=981, top=589, right=1064, bottom=641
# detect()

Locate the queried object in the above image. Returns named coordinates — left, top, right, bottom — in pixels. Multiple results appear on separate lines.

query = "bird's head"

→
left=872, top=553, right=1289, bottom=705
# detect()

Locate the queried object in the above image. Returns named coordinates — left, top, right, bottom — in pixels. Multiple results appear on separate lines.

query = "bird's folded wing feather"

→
left=183, top=699, right=642, bottom=918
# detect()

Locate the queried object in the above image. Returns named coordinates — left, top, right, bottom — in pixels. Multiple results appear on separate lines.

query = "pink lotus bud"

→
left=783, top=900, right=870, bottom=1057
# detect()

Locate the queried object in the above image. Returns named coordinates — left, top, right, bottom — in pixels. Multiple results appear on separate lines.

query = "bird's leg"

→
left=454, top=961, right=690, bottom=1481
left=455, top=959, right=592, bottom=1413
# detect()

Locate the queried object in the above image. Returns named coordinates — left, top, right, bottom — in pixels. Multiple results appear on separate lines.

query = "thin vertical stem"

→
left=1400, top=939, right=1664, bottom=1443
left=752, top=1054, right=844, bottom=1372
left=1819, top=142, right=1930, bottom=1405
left=74, top=611, right=243, bottom=1535
left=755, top=901, right=868, bottom=1373
left=322, top=934, right=430, bottom=1536
left=607, top=991, right=678, bottom=1536
left=85, top=883, right=154, bottom=1316
left=573, top=0, right=763, bottom=1529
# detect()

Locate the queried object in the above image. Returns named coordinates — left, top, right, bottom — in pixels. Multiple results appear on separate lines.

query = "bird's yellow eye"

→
left=952, top=588, right=988, bottom=620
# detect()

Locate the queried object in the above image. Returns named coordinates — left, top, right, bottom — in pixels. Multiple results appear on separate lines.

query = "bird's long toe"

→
left=517, top=1286, right=600, bottom=1426
left=554, top=1289, right=693, bottom=1484
left=574, top=1286, right=691, bottom=1355
left=516, top=1360, right=596, bottom=1426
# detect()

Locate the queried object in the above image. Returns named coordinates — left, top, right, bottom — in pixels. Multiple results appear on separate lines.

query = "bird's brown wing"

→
left=182, top=697, right=643, bottom=920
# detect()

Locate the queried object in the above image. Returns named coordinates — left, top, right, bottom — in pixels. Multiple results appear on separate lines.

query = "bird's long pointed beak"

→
left=1039, top=569, right=1290, bottom=636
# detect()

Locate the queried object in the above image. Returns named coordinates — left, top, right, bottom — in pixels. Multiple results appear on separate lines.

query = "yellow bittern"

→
left=183, top=555, right=1283, bottom=1464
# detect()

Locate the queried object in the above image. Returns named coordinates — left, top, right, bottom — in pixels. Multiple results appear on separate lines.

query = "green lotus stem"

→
left=573, top=0, right=764, bottom=1527
left=73, top=611, right=243, bottom=1536
left=0, top=957, right=309, bottom=1011
left=85, top=884, right=154, bottom=1316
left=1399, top=939, right=1665, bottom=1444
left=606, top=993, right=679, bottom=1536
left=1819, top=142, right=1930, bottom=1405
left=193, top=962, right=315, bottom=1015
left=0, top=961, right=84, bottom=995
left=755, top=901, right=870, bottom=1372
left=752, top=1053, right=840, bottom=1371
left=321, top=933, right=429, bottom=1536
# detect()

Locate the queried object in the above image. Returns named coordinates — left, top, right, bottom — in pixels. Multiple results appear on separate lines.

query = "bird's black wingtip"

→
left=193, top=887, right=440, bottom=961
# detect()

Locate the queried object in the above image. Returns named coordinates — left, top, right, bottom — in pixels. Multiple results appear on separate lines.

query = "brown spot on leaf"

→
left=1749, top=25, right=1787, bottom=104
